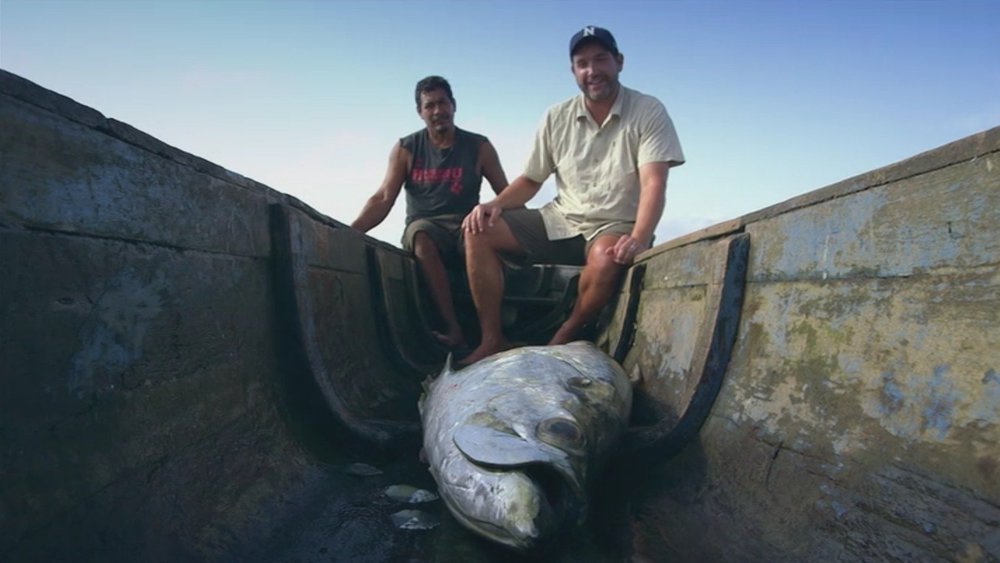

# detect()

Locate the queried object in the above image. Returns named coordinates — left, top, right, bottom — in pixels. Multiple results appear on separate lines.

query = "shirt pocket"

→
left=559, top=139, right=591, bottom=189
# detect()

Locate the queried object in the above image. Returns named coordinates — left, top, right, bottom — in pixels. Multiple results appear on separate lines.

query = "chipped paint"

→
left=922, top=366, right=958, bottom=440
left=862, top=365, right=981, bottom=443
left=969, top=369, right=1000, bottom=426
left=831, top=428, right=868, bottom=456
left=67, top=266, right=165, bottom=396
left=762, top=189, right=886, bottom=278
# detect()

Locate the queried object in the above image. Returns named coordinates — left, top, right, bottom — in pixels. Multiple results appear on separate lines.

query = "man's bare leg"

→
left=459, top=219, right=523, bottom=365
left=549, top=236, right=625, bottom=345
left=412, top=232, right=466, bottom=349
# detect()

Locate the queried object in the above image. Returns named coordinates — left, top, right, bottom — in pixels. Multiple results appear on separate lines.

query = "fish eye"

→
left=568, top=376, right=592, bottom=387
left=537, top=417, right=585, bottom=452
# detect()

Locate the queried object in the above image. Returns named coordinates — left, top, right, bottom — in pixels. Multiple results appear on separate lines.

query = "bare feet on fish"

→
left=456, top=338, right=512, bottom=367
left=432, top=329, right=467, bottom=350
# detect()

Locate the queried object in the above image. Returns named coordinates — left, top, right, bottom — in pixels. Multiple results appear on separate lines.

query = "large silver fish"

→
left=419, top=341, right=632, bottom=551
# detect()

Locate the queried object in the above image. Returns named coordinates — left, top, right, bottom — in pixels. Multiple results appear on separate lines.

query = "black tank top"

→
left=401, top=127, right=487, bottom=223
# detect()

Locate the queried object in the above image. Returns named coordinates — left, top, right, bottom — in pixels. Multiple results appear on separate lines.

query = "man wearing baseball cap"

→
left=460, top=25, right=685, bottom=366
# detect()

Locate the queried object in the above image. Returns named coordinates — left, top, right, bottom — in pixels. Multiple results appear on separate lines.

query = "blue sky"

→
left=2, top=0, right=998, bottom=245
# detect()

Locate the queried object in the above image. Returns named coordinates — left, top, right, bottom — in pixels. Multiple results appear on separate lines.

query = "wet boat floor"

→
left=246, top=454, right=633, bottom=563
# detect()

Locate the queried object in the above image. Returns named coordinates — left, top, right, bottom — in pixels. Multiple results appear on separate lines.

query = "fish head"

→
left=447, top=421, right=587, bottom=551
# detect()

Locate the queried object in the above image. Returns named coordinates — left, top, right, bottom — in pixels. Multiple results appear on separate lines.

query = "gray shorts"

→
left=502, top=208, right=633, bottom=266
left=402, top=214, right=465, bottom=265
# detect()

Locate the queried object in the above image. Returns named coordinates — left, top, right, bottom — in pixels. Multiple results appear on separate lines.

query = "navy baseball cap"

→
left=569, top=26, right=619, bottom=57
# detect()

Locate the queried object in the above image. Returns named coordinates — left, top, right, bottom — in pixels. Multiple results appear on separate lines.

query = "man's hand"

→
left=463, top=201, right=504, bottom=234
left=606, top=234, right=648, bottom=265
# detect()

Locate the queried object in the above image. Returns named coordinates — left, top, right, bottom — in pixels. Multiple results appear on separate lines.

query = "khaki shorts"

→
left=402, top=214, right=465, bottom=265
left=502, top=208, right=633, bottom=266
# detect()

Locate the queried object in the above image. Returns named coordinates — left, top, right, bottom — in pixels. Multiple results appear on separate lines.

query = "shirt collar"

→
left=574, top=85, right=627, bottom=124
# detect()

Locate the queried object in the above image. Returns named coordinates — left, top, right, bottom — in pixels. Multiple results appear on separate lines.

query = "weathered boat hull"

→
left=2, top=69, right=997, bottom=561
left=605, top=134, right=1000, bottom=560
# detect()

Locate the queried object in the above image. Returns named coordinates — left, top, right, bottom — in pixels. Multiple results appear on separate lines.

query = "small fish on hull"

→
left=419, top=341, right=633, bottom=551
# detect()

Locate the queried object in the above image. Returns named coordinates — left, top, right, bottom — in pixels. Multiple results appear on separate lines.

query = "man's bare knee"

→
left=466, top=231, right=503, bottom=257
left=585, top=251, right=623, bottom=280
left=412, top=232, right=441, bottom=261
left=467, top=222, right=523, bottom=258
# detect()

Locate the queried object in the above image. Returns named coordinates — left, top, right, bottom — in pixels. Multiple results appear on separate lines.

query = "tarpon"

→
left=418, top=341, right=632, bottom=551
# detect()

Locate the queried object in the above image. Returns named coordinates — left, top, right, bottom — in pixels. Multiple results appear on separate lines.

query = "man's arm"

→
left=465, top=107, right=554, bottom=233
left=479, top=140, right=509, bottom=196
left=350, top=141, right=408, bottom=233
left=632, top=161, right=670, bottom=246
left=607, top=161, right=670, bottom=264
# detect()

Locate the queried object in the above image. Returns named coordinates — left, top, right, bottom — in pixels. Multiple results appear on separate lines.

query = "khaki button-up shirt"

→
left=522, top=86, right=685, bottom=240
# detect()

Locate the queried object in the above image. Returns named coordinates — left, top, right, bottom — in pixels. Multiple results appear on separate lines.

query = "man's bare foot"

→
left=432, top=329, right=467, bottom=350
left=456, top=339, right=512, bottom=367
left=548, top=322, right=583, bottom=346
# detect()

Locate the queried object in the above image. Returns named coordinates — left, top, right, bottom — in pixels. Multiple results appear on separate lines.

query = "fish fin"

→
left=426, top=354, right=454, bottom=384
left=419, top=354, right=456, bottom=415
left=453, top=425, right=560, bottom=467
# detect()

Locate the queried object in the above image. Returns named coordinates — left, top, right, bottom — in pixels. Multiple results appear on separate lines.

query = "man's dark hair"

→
left=414, top=76, right=455, bottom=108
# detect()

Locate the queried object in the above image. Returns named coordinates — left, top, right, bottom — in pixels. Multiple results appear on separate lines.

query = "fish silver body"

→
left=419, top=341, right=632, bottom=551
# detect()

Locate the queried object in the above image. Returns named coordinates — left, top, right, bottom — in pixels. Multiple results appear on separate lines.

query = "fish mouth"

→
left=518, top=462, right=584, bottom=548
left=451, top=424, right=587, bottom=551
left=447, top=460, right=585, bottom=552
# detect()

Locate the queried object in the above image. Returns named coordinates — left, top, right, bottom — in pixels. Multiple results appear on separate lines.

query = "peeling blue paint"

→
left=874, top=364, right=967, bottom=442
left=879, top=371, right=904, bottom=416
left=766, top=190, right=885, bottom=278
left=920, top=365, right=956, bottom=440
left=830, top=500, right=849, bottom=519
left=969, top=369, right=1000, bottom=426
left=983, top=369, right=999, bottom=386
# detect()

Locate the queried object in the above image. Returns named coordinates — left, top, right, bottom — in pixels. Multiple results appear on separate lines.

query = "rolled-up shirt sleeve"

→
left=522, top=110, right=557, bottom=184
left=638, top=99, right=685, bottom=168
